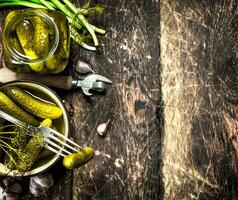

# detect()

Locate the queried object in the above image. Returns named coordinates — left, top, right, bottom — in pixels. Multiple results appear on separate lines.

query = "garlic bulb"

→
left=29, top=173, right=54, bottom=197
left=0, top=178, right=22, bottom=200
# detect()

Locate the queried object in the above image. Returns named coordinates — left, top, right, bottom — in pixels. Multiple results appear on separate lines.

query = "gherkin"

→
left=17, top=132, right=44, bottom=172
left=3, top=9, right=70, bottom=74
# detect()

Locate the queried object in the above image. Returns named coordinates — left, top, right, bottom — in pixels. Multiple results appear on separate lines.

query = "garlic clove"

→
left=29, top=181, right=43, bottom=197
left=3, top=177, right=14, bottom=187
left=5, top=184, right=22, bottom=195
left=97, top=119, right=111, bottom=137
left=75, top=60, right=95, bottom=74
left=1, top=178, right=22, bottom=200
left=29, top=173, right=54, bottom=197
left=6, top=192, right=20, bottom=200
left=8, top=183, right=22, bottom=194
left=0, top=185, right=6, bottom=199
left=30, top=173, right=54, bottom=190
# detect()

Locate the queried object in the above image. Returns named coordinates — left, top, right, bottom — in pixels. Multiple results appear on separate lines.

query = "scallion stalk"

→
left=0, top=1, right=46, bottom=9
left=70, top=26, right=96, bottom=51
left=28, top=0, right=57, bottom=8
left=38, top=0, right=54, bottom=9
left=60, top=0, right=99, bottom=46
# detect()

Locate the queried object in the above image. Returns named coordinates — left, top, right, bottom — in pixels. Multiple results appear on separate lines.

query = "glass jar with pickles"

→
left=2, top=9, right=70, bottom=74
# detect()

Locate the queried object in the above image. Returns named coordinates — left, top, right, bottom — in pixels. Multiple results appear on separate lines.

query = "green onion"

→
left=38, top=0, right=54, bottom=9
left=0, top=1, right=46, bottom=9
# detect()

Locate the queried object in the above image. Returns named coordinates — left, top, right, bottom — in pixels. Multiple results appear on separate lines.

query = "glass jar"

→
left=2, top=9, right=70, bottom=74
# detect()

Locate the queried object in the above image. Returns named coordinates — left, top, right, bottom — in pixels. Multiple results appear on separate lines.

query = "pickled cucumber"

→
left=3, top=9, right=70, bottom=74
left=0, top=91, right=39, bottom=126
left=38, top=118, right=54, bottom=159
left=4, top=87, right=63, bottom=120
left=40, top=119, right=52, bottom=127
left=5, top=10, right=18, bottom=25
left=17, top=132, right=44, bottom=172
left=2, top=29, right=32, bottom=73
left=63, top=147, right=94, bottom=169
left=11, top=127, right=28, bottom=149
left=33, top=14, right=50, bottom=57
left=45, top=10, right=69, bottom=72
left=16, top=18, right=44, bottom=72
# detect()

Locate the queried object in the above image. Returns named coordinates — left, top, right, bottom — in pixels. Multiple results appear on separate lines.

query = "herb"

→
left=0, top=0, right=105, bottom=51
left=0, top=125, right=44, bottom=172
left=17, top=132, right=44, bottom=172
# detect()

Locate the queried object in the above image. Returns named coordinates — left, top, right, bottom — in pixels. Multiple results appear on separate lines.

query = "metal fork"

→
left=0, top=110, right=82, bottom=157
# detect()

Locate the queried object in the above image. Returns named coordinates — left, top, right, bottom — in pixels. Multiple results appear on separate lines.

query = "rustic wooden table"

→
left=0, top=0, right=238, bottom=200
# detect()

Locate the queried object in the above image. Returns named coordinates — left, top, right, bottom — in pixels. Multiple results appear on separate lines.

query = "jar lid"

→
left=4, top=10, right=59, bottom=64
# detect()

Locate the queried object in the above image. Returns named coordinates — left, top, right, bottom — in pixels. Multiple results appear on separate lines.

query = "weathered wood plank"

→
left=161, top=0, right=238, bottom=199
left=68, top=0, right=162, bottom=199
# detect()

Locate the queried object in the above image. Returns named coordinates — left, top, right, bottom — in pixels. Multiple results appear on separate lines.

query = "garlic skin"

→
left=75, top=60, right=95, bottom=74
left=29, top=173, right=54, bottom=197
left=97, top=119, right=111, bottom=137
left=29, top=181, right=43, bottom=198
left=6, top=183, right=22, bottom=194
left=0, top=185, right=6, bottom=199
left=6, top=192, right=21, bottom=200
left=0, top=178, right=22, bottom=200
left=3, top=178, right=14, bottom=187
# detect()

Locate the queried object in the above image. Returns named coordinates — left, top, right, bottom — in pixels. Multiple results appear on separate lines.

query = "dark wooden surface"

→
left=161, top=0, right=238, bottom=199
left=1, top=0, right=238, bottom=199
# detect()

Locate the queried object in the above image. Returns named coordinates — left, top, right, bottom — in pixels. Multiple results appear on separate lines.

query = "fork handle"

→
left=0, top=110, right=38, bottom=133
left=0, top=109, right=28, bottom=130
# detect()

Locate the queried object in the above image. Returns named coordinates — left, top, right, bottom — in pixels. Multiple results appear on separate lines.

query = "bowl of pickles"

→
left=0, top=81, right=69, bottom=176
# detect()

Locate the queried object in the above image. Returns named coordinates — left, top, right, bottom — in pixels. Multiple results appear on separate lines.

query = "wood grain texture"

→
left=1, top=0, right=237, bottom=199
left=161, top=0, right=238, bottom=199
left=67, top=0, right=162, bottom=200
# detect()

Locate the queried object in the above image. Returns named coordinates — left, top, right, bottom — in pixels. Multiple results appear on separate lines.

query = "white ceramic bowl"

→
left=0, top=81, right=69, bottom=176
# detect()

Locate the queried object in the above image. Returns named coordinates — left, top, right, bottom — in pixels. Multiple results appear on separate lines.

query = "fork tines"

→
left=40, top=126, right=83, bottom=157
